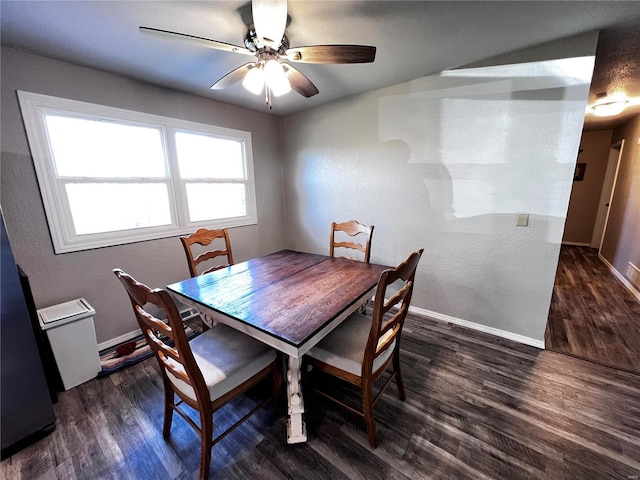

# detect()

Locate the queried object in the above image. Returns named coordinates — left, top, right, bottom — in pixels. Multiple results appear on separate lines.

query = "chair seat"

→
left=167, top=324, right=276, bottom=402
left=307, top=312, right=395, bottom=377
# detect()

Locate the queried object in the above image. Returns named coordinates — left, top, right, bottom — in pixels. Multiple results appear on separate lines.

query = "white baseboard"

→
left=98, top=329, right=141, bottom=351
left=561, top=241, right=591, bottom=247
left=98, top=307, right=199, bottom=352
left=598, top=254, right=640, bottom=302
left=408, top=305, right=545, bottom=350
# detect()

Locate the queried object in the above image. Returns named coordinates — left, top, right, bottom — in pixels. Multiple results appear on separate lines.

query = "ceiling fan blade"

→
left=140, top=26, right=254, bottom=56
left=210, top=63, right=254, bottom=90
left=282, top=64, right=319, bottom=98
left=252, top=0, right=287, bottom=47
left=285, top=45, right=376, bottom=64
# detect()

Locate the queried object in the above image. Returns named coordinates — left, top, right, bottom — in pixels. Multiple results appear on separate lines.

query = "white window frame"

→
left=17, top=91, right=257, bottom=253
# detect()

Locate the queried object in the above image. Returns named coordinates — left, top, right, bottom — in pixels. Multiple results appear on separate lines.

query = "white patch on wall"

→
left=378, top=56, right=595, bottom=221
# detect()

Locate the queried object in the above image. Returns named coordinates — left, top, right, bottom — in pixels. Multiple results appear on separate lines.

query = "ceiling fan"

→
left=140, top=0, right=376, bottom=108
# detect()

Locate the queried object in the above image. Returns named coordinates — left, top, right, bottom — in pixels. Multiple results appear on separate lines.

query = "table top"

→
left=167, top=250, right=390, bottom=349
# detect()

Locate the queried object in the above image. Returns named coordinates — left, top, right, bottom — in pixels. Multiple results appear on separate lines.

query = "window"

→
left=18, top=91, right=257, bottom=253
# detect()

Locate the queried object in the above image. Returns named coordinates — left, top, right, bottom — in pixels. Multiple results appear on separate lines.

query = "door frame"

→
left=591, top=139, right=625, bottom=252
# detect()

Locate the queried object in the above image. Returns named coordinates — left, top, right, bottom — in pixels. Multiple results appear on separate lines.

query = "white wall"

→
left=281, top=36, right=598, bottom=344
left=0, top=47, right=286, bottom=343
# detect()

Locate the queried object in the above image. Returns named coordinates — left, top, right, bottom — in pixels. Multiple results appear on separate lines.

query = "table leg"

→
left=199, top=312, right=218, bottom=328
left=286, top=355, right=307, bottom=443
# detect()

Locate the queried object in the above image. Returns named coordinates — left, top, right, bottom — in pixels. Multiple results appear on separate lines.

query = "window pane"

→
left=18, top=91, right=257, bottom=252
left=176, top=132, right=245, bottom=179
left=66, top=183, right=172, bottom=235
left=45, top=115, right=167, bottom=178
left=185, top=183, right=246, bottom=222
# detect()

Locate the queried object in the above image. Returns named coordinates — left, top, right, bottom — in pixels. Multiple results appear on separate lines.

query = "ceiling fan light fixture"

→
left=591, top=99, right=629, bottom=117
left=264, top=59, right=291, bottom=96
left=242, top=65, right=264, bottom=95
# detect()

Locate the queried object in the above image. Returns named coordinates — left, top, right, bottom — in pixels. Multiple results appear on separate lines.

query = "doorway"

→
left=545, top=139, right=640, bottom=373
left=590, top=141, right=623, bottom=251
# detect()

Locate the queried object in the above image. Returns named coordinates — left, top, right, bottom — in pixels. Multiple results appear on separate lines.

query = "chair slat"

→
left=330, top=220, right=374, bottom=263
left=180, top=228, right=235, bottom=277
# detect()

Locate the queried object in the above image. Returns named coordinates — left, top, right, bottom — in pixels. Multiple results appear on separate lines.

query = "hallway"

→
left=545, top=245, right=640, bottom=372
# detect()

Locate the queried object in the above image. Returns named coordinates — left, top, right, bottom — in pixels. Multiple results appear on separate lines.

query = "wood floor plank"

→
left=309, top=421, right=411, bottom=480
left=545, top=245, right=640, bottom=372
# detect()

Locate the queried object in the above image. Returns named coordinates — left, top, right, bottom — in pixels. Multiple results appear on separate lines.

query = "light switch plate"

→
left=516, top=213, right=529, bottom=227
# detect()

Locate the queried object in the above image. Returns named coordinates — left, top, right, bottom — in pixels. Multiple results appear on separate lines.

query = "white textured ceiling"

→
left=1, top=1, right=640, bottom=128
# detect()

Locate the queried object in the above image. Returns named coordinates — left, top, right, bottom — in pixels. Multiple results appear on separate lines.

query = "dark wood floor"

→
left=545, top=245, right=640, bottom=373
left=2, top=311, right=640, bottom=479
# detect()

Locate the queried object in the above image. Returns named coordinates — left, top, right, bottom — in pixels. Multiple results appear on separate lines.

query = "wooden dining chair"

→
left=330, top=220, right=374, bottom=263
left=305, top=249, right=423, bottom=447
left=113, top=269, right=281, bottom=480
left=180, top=227, right=235, bottom=277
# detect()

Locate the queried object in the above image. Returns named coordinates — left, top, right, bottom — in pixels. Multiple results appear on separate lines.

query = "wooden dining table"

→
left=167, top=249, right=390, bottom=444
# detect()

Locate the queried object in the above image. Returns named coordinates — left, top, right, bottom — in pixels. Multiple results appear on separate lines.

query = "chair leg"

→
left=162, top=383, right=174, bottom=438
left=393, top=351, right=406, bottom=401
left=199, top=413, right=213, bottom=480
left=361, top=382, right=378, bottom=448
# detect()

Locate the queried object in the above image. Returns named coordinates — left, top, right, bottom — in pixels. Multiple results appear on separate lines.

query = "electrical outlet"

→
left=516, top=213, right=529, bottom=227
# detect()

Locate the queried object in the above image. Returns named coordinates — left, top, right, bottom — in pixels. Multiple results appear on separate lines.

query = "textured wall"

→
left=603, top=114, right=640, bottom=279
left=0, top=34, right=603, bottom=347
left=0, top=47, right=286, bottom=343
left=281, top=40, right=597, bottom=343
left=563, top=129, right=613, bottom=244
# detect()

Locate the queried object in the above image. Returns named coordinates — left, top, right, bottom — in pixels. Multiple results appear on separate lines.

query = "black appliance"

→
left=1, top=208, right=56, bottom=459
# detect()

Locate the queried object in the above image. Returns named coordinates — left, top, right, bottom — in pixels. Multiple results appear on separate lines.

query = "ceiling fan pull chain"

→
left=265, top=83, right=272, bottom=109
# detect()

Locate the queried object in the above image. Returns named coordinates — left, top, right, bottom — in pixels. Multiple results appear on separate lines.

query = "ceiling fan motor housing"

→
left=244, top=25, right=289, bottom=54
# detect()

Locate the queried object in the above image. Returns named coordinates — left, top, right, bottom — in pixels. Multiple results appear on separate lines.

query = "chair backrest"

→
left=330, top=220, right=374, bottom=263
left=113, top=269, right=209, bottom=407
left=363, top=249, right=423, bottom=375
left=180, top=228, right=235, bottom=277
